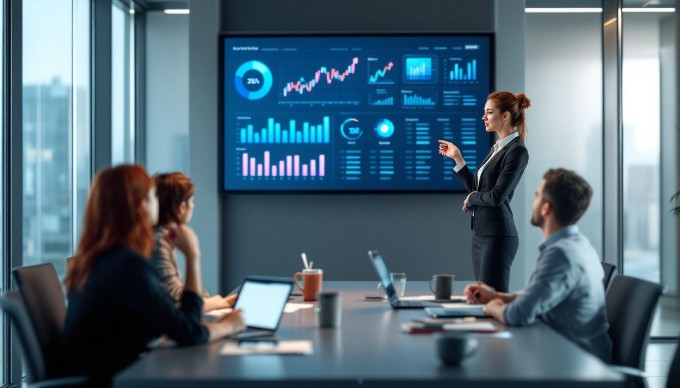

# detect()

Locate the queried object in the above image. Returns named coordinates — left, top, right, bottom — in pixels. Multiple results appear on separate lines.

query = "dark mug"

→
left=429, top=274, right=454, bottom=300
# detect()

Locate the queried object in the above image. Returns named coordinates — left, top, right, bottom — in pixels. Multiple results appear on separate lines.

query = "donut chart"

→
left=234, top=60, right=273, bottom=100
left=374, top=119, right=395, bottom=139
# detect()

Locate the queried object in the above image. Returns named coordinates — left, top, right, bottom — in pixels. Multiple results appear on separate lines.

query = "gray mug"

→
left=429, top=274, right=455, bottom=300
left=318, top=291, right=342, bottom=328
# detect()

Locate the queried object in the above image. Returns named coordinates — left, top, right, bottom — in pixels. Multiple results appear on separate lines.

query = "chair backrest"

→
left=667, top=338, right=680, bottom=388
left=12, top=263, right=67, bottom=379
left=605, top=275, right=664, bottom=369
left=601, top=262, right=616, bottom=290
left=0, top=291, right=48, bottom=382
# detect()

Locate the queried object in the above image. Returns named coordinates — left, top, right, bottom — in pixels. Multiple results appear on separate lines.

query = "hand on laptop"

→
left=205, top=309, right=246, bottom=341
left=203, top=294, right=238, bottom=312
left=464, top=282, right=498, bottom=304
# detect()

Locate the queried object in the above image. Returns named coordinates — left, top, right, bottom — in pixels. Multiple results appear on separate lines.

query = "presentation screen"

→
left=221, top=34, right=493, bottom=192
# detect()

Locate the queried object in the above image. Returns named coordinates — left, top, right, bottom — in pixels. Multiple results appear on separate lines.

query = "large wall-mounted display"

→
left=221, top=34, right=493, bottom=192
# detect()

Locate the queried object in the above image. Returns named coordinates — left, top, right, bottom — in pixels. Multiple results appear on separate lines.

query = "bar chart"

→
left=448, top=59, right=477, bottom=82
left=405, top=57, right=433, bottom=81
left=240, top=151, right=326, bottom=178
left=238, top=116, right=331, bottom=144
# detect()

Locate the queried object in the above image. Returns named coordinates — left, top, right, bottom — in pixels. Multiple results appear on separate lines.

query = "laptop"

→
left=367, top=250, right=441, bottom=309
left=228, top=276, right=294, bottom=339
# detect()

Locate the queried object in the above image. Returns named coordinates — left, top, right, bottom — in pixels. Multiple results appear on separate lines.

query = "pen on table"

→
left=301, top=252, right=309, bottom=269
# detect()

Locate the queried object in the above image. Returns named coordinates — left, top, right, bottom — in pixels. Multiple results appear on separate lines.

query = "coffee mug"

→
left=429, top=274, right=455, bottom=300
left=317, top=291, right=342, bottom=328
left=293, top=268, right=323, bottom=301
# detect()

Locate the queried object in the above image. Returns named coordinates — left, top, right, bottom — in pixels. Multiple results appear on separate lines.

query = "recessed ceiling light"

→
left=163, top=9, right=190, bottom=15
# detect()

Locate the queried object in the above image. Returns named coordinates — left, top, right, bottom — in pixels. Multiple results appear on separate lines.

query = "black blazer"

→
left=456, top=137, right=529, bottom=237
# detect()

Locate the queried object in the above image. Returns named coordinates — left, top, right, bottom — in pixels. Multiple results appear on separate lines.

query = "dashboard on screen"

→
left=221, top=34, right=493, bottom=192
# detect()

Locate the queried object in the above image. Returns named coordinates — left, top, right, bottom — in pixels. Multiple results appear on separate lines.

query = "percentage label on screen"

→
left=247, top=78, right=260, bottom=84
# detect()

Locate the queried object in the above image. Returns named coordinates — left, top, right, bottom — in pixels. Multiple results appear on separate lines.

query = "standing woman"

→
left=438, top=91, right=530, bottom=292
left=62, top=165, right=244, bottom=385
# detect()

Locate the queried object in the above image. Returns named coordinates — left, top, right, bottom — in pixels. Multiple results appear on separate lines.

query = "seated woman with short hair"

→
left=151, top=172, right=235, bottom=312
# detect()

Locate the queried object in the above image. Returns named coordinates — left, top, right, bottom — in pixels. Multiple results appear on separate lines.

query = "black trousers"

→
left=471, top=233, right=519, bottom=293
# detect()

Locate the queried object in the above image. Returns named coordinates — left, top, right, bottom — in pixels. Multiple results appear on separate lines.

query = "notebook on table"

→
left=228, top=276, right=294, bottom=339
left=367, top=249, right=441, bottom=309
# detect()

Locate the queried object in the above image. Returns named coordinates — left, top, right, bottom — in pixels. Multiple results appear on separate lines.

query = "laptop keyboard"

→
left=398, top=300, right=430, bottom=307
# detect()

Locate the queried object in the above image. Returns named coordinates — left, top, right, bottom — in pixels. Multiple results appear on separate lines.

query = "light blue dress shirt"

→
left=503, top=225, right=612, bottom=362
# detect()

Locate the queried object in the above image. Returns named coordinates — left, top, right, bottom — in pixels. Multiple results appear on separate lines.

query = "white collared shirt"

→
left=453, top=131, right=520, bottom=187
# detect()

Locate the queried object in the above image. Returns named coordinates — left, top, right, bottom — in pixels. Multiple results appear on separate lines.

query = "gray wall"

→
left=215, top=0, right=513, bottom=290
left=189, top=0, right=222, bottom=294
left=146, top=12, right=190, bottom=175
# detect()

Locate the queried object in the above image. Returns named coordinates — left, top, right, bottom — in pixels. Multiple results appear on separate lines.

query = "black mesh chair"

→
left=0, top=291, right=87, bottom=387
left=12, top=263, right=69, bottom=380
left=606, top=275, right=664, bottom=388
left=601, top=262, right=617, bottom=290
left=667, top=338, right=680, bottom=388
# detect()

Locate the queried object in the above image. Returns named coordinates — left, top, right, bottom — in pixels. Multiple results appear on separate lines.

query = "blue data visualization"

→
left=222, top=34, right=493, bottom=192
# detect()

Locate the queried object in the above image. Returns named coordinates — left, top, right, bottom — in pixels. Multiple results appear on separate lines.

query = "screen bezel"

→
left=219, top=32, right=495, bottom=194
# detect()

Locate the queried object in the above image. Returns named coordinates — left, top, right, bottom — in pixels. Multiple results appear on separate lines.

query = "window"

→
left=22, top=0, right=90, bottom=277
left=112, top=1, right=136, bottom=164
left=1, top=0, right=5, bottom=383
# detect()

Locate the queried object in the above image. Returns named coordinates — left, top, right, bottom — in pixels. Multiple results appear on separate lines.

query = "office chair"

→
left=601, top=261, right=616, bottom=290
left=12, top=263, right=68, bottom=379
left=606, top=275, right=664, bottom=388
left=667, top=338, right=680, bottom=388
left=0, top=291, right=88, bottom=387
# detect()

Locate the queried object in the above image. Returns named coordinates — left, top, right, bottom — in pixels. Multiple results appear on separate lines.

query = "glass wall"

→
left=621, top=11, right=663, bottom=283
left=23, top=0, right=73, bottom=275
left=112, top=1, right=136, bottom=165
left=1, top=1, right=5, bottom=383
left=74, top=0, right=91, bottom=243
left=22, top=0, right=90, bottom=277
left=622, top=5, right=679, bottom=338
left=524, top=9, right=604, bottom=261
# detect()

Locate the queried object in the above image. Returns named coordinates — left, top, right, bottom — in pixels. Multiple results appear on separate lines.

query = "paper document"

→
left=283, top=303, right=314, bottom=313
left=401, top=320, right=497, bottom=334
left=205, top=308, right=233, bottom=319
left=401, top=295, right=467, bottom=302
left=220, top=340, right=313, bottom=356
left=205, top=302, right=313, bottom=319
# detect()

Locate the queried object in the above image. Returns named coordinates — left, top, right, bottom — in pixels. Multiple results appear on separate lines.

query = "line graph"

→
left=282, top=57, right=359, bottom=97
left=368, top=60, right=395, bottom=84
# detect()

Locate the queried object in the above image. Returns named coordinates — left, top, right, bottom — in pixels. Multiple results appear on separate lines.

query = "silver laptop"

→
left=367, top=250, right=440, bottom=309
left=229, top=276, right=294, bottom=339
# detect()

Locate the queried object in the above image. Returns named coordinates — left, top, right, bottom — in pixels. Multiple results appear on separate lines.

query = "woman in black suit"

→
left=438, top=91, right=530, bottom=292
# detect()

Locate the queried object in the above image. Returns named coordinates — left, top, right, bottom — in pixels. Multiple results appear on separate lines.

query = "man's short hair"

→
left=542, top=168, right=592, bottom=225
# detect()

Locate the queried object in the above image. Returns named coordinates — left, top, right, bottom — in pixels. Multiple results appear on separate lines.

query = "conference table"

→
left=114, top=281, right=624, bottom=387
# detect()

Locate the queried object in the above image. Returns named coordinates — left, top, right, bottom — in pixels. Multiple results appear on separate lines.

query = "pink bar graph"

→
left=240, top=151, right=326, bottom=178
left=264, top=151, right=270, bottom=176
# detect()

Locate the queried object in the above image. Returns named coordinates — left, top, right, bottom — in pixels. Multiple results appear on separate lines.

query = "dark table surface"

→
left=114, top=281, right=624, bottom=388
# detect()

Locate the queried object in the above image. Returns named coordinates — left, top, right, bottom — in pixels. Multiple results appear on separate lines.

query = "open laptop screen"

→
left=233, top=277, right=293, bottom=331
left=368, top=250, right=398, bottom=301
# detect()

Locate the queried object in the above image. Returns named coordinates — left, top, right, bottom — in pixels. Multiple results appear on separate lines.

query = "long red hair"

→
left=65, top=165, right=155, bottom=294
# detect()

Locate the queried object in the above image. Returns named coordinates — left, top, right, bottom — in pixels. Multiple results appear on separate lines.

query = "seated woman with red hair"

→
left=62, top=165, right=244, bottom=385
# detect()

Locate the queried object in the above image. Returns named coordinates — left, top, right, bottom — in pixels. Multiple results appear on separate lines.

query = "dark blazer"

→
left=456, top=136, right=529, bottom=237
